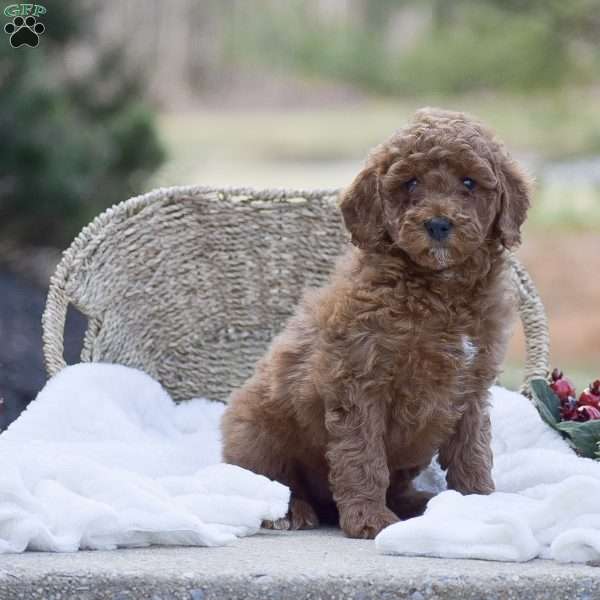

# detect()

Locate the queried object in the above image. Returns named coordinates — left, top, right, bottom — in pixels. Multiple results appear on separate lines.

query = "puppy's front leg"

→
left=325, top=398, right=398, bottom=538
left=438, top=397, right=495, bottom=495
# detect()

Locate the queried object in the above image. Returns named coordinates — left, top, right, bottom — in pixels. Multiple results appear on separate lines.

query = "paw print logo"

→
left=4, top=15, right=45, bottom=48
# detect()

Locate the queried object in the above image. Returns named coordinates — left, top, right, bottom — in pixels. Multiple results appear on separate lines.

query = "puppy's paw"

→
left=289, top=498, right=319, bottom=530
left=262, top=517, right=291, bottom=530
left=262, top=498, right=320, bottom=531
left=448, top=474, right=495, bottom=496
left=389, top=490, right=434, bottom=520
left=340, top=505, right=399, bottom=539
left=472, top=480, right=495, bottom=495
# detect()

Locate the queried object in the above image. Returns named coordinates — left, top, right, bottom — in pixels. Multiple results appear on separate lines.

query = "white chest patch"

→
left=462, top=335, right=478, bottom=365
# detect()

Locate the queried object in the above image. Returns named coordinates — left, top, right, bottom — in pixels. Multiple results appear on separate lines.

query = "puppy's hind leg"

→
left=221, top=387, right=319, bottom=530
left=262, top=462, right=320, bottom=530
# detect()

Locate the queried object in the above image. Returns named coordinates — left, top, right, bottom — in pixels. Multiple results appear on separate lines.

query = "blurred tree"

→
left=0, top=0, right=165, bottom=248
left=479, top=0, right=600, bottom=43
left=228, top=0, right=599, bottom=97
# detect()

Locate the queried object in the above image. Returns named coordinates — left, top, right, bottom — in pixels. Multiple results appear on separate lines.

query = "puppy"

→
left=221, top=108, right=531, bottom=539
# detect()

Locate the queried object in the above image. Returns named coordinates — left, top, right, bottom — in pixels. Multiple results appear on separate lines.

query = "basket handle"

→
left=509, top=254, right=550, bottom=396
left=42, top=262, right=102, bottom=378
left=42, top=259, right=71, bottom=377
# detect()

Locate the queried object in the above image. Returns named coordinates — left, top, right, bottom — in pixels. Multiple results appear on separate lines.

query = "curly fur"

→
left=221, top=108, right=532, bottom=539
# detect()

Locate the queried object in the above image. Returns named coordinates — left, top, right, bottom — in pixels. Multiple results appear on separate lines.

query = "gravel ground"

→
left=0, top=268, right=86, bottom=431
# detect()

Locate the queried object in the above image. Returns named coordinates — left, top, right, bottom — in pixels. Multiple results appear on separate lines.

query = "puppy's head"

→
left=340, top=108, right=532, bottom=269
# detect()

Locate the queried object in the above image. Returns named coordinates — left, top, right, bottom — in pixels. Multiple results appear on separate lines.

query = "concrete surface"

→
left=1, top=529, right=600, bottom=600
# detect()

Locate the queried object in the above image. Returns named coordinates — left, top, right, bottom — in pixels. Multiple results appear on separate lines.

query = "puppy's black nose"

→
left=424, top=217, right=453, bottom=241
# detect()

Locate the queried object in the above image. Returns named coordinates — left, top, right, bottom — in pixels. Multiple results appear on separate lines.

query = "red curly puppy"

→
left=222, top=108, right=531, bottom=539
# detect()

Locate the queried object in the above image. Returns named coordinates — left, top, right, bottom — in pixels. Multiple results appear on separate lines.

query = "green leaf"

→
left=529, top=378, right=600, bottom=460
left=555, top=420, right=600, bottom=459
left=530, top=378, right=561, bottom=424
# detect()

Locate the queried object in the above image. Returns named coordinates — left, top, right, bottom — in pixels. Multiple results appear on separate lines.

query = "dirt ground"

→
left=0, top=270, right=87, bottom=430
left=507, top=229, right=600, bottom=389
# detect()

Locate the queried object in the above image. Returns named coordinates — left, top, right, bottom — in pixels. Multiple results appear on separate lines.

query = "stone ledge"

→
left=1, top=529, right=599, bottom=600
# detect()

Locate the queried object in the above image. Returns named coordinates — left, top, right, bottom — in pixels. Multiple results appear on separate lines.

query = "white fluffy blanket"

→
left=0, top=363, right=288, bottom=553
left=2, top=363, right=599, bottom=562
left=377, top=386, right=600, bottom=563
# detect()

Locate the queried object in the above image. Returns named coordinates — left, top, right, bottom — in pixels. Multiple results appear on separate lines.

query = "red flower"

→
left=575, top=405, right=600, bottom=422
left=551, top=378, right=576, bottom=402
left=578, top=390, right=600, bottom=409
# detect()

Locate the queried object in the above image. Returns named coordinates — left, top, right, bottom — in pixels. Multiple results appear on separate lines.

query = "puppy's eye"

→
left=405, top=178, right=418, bottom=193
left=462, top=177, right=476, bottom=191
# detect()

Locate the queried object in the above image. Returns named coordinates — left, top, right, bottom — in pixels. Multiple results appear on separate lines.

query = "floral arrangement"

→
left=531, top=369, right=600, bottom=459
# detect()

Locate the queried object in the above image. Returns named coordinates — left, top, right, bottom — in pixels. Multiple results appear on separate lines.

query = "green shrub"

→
left=391, top=8, right=568, bottom=94
left=0, top=2, right=165, bottom=247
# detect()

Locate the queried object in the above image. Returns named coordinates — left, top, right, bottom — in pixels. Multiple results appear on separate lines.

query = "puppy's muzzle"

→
left=424, top=217, right=453, bottom=242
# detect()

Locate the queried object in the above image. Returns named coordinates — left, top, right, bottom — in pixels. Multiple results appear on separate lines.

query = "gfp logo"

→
left=4, top=4, right=46, bottom=47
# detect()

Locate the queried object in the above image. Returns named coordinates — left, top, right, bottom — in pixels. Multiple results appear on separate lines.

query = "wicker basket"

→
left=42, top=185, right=550, bottom=402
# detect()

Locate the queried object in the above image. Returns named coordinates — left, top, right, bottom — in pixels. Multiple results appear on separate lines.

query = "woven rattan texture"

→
left=42, top=186, right=550, bottom=402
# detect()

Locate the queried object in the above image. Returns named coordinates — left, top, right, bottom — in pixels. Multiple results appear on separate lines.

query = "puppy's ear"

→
left=495, top=156, right=532, bottom=250
left=340, top=165, right=391, bottom=252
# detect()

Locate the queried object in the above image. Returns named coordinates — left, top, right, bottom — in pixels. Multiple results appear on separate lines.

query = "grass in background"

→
left=157, top=88, right=600, bottom=163
left=154, top=87, right=600, bottom=229
left=530, top=183, right=600, bottom=229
